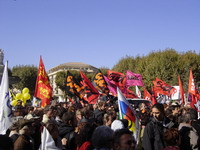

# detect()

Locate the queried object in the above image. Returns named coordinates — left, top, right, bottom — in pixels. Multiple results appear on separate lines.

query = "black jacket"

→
left=142, top=117, right=175, bottom=150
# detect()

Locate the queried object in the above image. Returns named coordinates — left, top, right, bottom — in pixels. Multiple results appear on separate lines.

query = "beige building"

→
left=47, top=62, right=98, bottom=99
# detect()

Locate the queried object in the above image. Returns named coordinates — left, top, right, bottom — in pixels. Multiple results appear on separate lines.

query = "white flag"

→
left=136, top=85, right=141, bottom=98
left=40, top=127, right=60, bottom=150
left=0, top=61, right=12, bottom=134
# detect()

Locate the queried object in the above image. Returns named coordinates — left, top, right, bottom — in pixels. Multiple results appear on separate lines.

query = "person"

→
left=0, top=134, right=14, bottom=150
left=163, top=128, right=180, bottom=150
left=142, top=103, right=175, bottom=150
left=113, top=128, right=136, bottom=150
left=91, top=125, right=114, bottom=150
left=178, top=110, right=199, bottom=150
left=14, top=119, right=35, bottom=150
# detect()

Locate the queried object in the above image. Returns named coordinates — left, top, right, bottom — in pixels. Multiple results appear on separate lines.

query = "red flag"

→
left=143, top=88, right=152, bottom=101
left=34, top=56, right=52, bottom=107
left=188, top=69, right=196, bottom=95
left=124, top=89, right=138, bottom=99
left=107, top=70, right=126, bottom=87
left=178, top=75, right=185, bottom=104
left=80, top=71, right=100, bottom=104
left=153, top=78, right=176, bottom=97
left=151, top=87, right=157, bottom=105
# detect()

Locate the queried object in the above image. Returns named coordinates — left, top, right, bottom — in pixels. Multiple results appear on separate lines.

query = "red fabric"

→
left=188, top=69, right=196, bottom=95
left=34, top=56, right=52, bottom=107
left=153, top=78, right=176, bottom=97
left=107, top=70, right=126, bottom=87
left=80, top=71, right=99, bottom=104
left=143, top=88, right=152, bottom=101
left=178, top=75, right=185, bottom=104
left=77, top=141, right=91, bottom=150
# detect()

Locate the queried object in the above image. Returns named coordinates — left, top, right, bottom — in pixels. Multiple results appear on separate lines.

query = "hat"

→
left=111, top=120, right=124, bottom=131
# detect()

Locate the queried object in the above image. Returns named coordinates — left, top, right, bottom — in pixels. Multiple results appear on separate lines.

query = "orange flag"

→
left=178, top=75, right=185, bottom=104
left=34, top=56, right=52, bottom=107
left=188, top=69, right=196, bottom=95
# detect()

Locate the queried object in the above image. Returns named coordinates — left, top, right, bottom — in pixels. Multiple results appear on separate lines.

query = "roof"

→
left=48, top=62, right=98, bottom=73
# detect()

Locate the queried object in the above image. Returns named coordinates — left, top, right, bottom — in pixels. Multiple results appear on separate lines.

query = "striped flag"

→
left=117, top=87, right=140, bottom=142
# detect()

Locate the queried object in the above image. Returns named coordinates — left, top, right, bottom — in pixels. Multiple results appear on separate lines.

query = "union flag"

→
left=34, top=56, right=52, bottom=107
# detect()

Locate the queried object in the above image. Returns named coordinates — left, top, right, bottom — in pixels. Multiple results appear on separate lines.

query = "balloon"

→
left=22, top=88, right=29, bottom=94
left=23, top=93, right=31, bottom=100
left=16, top=93, right=22, bottom=100
left=11, top=99, right=18, bottom=106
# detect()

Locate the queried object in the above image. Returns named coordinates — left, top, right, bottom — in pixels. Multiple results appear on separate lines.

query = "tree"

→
left=11, top=65, right=38, bottom=95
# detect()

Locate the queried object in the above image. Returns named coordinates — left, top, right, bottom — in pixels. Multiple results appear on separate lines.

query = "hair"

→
left=43, top=105, right=55, bottom=114
left=113, top=128, right=134, bottom=143
left=91, top=125, right=114, bottom=149
left=62, top=112, right=75, bottom=125
left=151, top=103, right=165, bottom=115
left=0, top=135, right=13, bottom=150
left=163, top=128, right=180, bottom=146
left=76, top=123, right=96, bottom=147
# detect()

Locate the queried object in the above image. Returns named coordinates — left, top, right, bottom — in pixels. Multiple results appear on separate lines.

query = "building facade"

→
left=47, top=62, right=98, bottom=99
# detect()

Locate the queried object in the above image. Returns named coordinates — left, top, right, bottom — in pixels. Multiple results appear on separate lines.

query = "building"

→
left=47, top=62, right=99, bottom=99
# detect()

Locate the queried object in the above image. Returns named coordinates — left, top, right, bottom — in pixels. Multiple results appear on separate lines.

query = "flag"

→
left=107, top=70, right=126, bottom=87
left=178, top=75, right=185, bottom=104
left=151, top=87, right=157, bottom=105
left=153, top=78, right=176, bottom=97
left=0, top=61, right=12, bottom=134
left=80, top=71, right=100, bottom=104
left=126, top=70, right=144, bottom=87
left=135, top=86, right=141, bottom=98
left=40, top=127, right=60, bottom=150
left=188, top=69, right=196, bottom=95
left=34, top=56, right=52, bottom=107
left=124, top=88, right=138, bottom=99
left=143, top=88, right=152, bottom=101
left=103, top=75, right=117, bottom=96
left=117, top=87, right=139, bottom=141
left=93, top=71, right=109, bottom=95
left=66, top=71, right=85, bottom=100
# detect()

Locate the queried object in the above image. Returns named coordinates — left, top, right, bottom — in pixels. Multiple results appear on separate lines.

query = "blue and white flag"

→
left=0, top=61, right=12, bottom=134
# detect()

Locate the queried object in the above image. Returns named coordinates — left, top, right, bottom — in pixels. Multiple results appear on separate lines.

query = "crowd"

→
left=0, top=97, right=200, bottom=150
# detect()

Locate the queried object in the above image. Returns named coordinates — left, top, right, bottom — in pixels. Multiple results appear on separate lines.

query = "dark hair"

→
left=164, top=128, right=180, bottom=146
left=0, top=135, right=13, bottom=150
left=113, top=128, right=134, bottom=144
left=62, top=112, right=75, bottom=125
left=151, top=103, right=165, bottom=115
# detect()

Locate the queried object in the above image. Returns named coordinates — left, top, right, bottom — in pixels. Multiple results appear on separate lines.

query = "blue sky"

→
left=1, top=0, right=200, bottom=71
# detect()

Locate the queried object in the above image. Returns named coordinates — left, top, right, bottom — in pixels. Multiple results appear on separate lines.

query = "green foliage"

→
left=112, top=49, right=200, bottom=91
left=12, top=65, right=38, bottom=94
left=55, top=71, right=67, bottom=92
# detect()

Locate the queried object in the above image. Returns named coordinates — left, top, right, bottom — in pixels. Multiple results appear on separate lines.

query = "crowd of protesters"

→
left=0, top=96, right=200, bottom=150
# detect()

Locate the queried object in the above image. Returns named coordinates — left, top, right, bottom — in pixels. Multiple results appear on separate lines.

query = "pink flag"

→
left=103, top=75, right=117, bottom=96
left=126, top=71, right=144, bottom=87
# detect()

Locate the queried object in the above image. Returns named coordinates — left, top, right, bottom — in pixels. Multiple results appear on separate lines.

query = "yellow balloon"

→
left=23, top=93, right=31, bottom=100
left=22, top=88, right=29, bottom=94
left=11, top=99, right=18, bottom=106
left=16, top=93, right=22, bottom=100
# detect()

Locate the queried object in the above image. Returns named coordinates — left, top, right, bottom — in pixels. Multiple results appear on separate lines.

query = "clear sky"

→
left=1, top=0, right=200, bottom=71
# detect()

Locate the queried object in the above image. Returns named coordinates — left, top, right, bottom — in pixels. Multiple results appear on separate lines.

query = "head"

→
left=113, top=128, right=136, bottom=150
left=46, top=122, right=59, bottom=140
left=163, top=128, right=180, bottom=146
left=151, top=103, right=165, bottom=121
left=92, top=125, right=114, bottom=149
